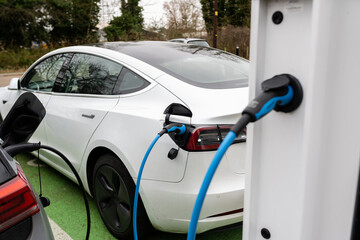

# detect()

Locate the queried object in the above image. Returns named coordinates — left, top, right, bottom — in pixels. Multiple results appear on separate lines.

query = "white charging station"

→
left=244, top=1, right=360, bottom=239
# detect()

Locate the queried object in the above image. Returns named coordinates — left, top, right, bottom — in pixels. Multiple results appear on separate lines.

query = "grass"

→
left=0, top=48, right=52, bottom=72
left=16, top=153, right=243, bottom=240
left=0, top=68, right=27, bottom=74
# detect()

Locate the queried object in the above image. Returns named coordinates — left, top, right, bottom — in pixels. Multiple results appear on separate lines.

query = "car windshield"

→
left=97, top=42, right=249, bottom=89
left=187, top=40, right=210, bottom=47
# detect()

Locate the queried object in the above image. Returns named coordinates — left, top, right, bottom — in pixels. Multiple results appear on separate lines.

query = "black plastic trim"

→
left=202, top=222, right=242, bottom=234
left=273, top=74, right=303, bottom=113
left=351, top=159, right=360, bottom=240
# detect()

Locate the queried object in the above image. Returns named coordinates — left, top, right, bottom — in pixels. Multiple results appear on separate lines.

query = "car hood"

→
left=155, top=75, right=249, bottom=124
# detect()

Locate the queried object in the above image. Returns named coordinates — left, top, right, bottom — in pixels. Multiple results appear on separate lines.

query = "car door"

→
left=1, top=53, right=69, bottom=144
left=40, top=53, right=122, bottom=175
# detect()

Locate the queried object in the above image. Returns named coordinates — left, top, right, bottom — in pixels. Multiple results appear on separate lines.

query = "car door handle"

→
left=81, top=114, right=95, bottom=119
left=2, top=100, right=7, bottom=104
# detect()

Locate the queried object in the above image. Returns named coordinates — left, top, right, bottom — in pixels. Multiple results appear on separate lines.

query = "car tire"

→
left=92, top=154, right=152, bottom=239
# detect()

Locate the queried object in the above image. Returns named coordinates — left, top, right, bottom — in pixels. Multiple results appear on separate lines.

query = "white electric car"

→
left=0, top=41, right=249, bottom=239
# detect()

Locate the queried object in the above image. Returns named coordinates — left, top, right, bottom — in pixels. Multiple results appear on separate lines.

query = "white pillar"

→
left=244, top=1, right=360, bottom=240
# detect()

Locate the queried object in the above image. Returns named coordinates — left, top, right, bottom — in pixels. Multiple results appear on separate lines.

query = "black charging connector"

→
left=270, top=74, right=303, bottom=113
left=231, top=74, right=303, bottom=136
left=158, top=123, right=187, bottom=136
left=242, top=74, right=303, bottom=122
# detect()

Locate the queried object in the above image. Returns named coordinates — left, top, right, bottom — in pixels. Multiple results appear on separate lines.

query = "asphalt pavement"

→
left=0, top=72, right=23, bottom=87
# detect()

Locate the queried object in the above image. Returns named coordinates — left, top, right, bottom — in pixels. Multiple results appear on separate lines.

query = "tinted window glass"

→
left=114, top=68, right=150, bottom=94
left=99, top=42, right=248, bottom=89
left=22, top=54, right=67, bottom=91
left=65, top=54, right=122, bottom=95
left=187, top=40, right=210, bottom=47
left=160, top=50, right=248, bottom=88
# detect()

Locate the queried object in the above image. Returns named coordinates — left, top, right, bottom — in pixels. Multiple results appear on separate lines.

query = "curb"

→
left=49, top=218, right=73, bottom=240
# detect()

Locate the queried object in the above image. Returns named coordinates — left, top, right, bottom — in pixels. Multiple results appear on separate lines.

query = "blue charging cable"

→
left=186, top=130, right=239, bottom=240
left=187, top=74, right=303, bottom=240
left=133, top=123, right=186, bottom=240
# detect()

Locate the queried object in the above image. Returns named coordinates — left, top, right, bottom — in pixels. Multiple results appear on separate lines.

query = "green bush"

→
left=0, top=48, right=53, bottom=72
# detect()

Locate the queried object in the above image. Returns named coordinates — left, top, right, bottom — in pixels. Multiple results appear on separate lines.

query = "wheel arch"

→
left=86, top=146, right=119, bottom=195
left=89, top=148, right=154, bottom=237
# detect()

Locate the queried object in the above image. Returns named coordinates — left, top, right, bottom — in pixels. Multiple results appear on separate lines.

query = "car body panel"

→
left=43, top=94, right=119, bottom=172
left=140, top=149, right=245, bottom=233
left=155, top=74, right=249, bottom=124
left=79, top=84, right=190, bottom=185
left=0, top=87, right=20, bottom=118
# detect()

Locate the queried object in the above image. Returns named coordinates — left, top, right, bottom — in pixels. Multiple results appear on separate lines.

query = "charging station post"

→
left=244, top=1, right=360, bottom=240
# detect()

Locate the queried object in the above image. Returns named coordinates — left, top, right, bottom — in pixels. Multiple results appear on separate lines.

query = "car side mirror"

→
left=8, top=78, right=20, bottom=90
left=0, top=92, right=46, bottom=147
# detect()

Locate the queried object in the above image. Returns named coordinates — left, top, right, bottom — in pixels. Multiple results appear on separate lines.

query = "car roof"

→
left=46, top=41, right=214, bottom=70
left=93, top=40, right=201, bottom=53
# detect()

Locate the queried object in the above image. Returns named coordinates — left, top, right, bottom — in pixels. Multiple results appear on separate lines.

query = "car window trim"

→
left=52, top=53, right=74, bottom=93
left=49, top=91, right=121, bottom=99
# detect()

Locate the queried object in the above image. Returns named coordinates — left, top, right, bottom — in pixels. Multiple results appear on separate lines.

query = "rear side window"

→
left=114, top=68, right=150, bottom=94
left=64, top=54, right=123, bottom=95
left=21, top=54, right=67, bottom=91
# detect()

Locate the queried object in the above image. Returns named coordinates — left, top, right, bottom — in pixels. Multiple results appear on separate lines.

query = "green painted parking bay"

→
left=16, top=153, right=243, bottom=240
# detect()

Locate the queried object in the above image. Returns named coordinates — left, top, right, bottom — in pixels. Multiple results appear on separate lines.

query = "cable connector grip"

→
left=242, top=74, right=303, bottom=122
left=159, top=123, right=186, bottom=136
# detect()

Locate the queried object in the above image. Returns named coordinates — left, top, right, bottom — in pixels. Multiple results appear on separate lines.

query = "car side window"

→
left=114, top=68, right=150, bottom=94
left=64, top=54, right=123, bottom=95
left=21, top=54, right=67, bottom=91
